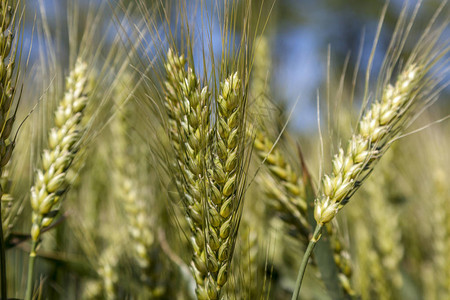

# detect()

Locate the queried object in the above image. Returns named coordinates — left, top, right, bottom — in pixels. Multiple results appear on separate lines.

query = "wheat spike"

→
left=430, top=169, right=450, bottom=299
left=315, top=64, right=421, bottom=225
left=0, top=0, right=17, bottom=245
left=30, top=59, right=89, bottom=246
left=204, top=72, right=245, bottom=299
left=254, top=132, right=309, bottom=239
left=163, top=49, right=212, bottom=298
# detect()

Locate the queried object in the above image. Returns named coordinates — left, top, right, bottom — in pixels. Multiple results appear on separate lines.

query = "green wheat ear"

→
left=30, top=59, right=89, bottom=244
left=205, top=72, right=245, bottom=299
left=163, top=48, right=212, bottom=299
left=0, top=0, right=18, bottom=242
left=25, top=59, right=90, bottom=300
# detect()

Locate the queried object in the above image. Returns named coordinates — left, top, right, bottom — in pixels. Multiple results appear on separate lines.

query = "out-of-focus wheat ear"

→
left=239, top=224, right=260, bottom=298
left=204, top=72, right=246, bottom=299
left=82, top=280, right=103, bottom=300
left=325, top=223, right=356, bottom=296
left=353, top=217, right=382, bottom=300
left=429, top=169, right=450, bottom=299
left=367, top=162, right=404, bottom=298
left=253, top=131, right=310, bottom=240
left=25, top=59, right=89, bottom=300
left=250, top=36, right=273, bottom=119
left=163, top=48, right=212, bottom=299
left=111, top=77, right=155, bottom=278
left=97, top=246, right=119, bottom=300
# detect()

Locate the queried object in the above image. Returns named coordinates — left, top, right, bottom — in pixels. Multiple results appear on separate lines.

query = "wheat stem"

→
left=25, top=241, right=37, bottom=300
left=292, top=224, right=323, bottom=300
left=0, top=214, right=5, bottom=300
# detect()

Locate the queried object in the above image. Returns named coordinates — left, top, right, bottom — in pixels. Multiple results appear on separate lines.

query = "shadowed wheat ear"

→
left=0, top=1, right=19, bottom=298
left=25, top=59, right=89, bottom=300
left=163, top=49, right=212, bottom=299
left=254, top=133, right=309, bottom=239
left=111, top=77, right=155, bottom=278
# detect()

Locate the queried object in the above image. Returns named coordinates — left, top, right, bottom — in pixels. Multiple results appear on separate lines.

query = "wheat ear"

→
left=430, top=169, right=450, bottom=299
left=112, top=81, right=155, bottom=274
left=0, top=2, right=17, bottom=297
left=1, top=170, right=14, bottom=239
left=205, top=72, right=244, bottom=299
left=25, top=59, right=89, bottom=300
left=254, top=132, right=309, bottom=239
left=314, top=64, right=421, bottom=225
left=97, top=246, right=119, bottom=300
left=163, top=49, right=212, bottom=298
left=293, top=62, right=427, bottom=300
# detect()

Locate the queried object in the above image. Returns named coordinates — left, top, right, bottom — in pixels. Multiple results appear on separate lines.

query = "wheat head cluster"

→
left=0, top=0, right=449, bottom=299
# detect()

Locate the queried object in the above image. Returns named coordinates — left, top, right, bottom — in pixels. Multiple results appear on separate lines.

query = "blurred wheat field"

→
left=0, top=0, right=449, bottom=299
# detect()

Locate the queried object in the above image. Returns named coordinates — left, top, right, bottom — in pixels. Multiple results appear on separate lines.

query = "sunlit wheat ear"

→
left=254, top=132, right=356, bottom=296
left=204, top=72, right=245, bottom=299
left=163, top=49, right=212, bottom=298
left=30, top=59, right=89, bottom=246
left=249, top=34, right=358, bottom=296
left=315, top=64, right=422, bottom=225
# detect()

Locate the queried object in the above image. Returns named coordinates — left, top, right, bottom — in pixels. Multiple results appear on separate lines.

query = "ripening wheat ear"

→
left=163, top=49, right=213, bottom=299
left=204, top=72, right=246, bottom=299
left=314, top=63, right=422, bottom=225
left=163, top=49, right=249, bottom=299
left=0, top=1, right=19, bottom=298
left=292, top=63, right=431, bottom=300
left=25, top=59, right=89, bottom=300
left=291, top=3, right=449, bottom=296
